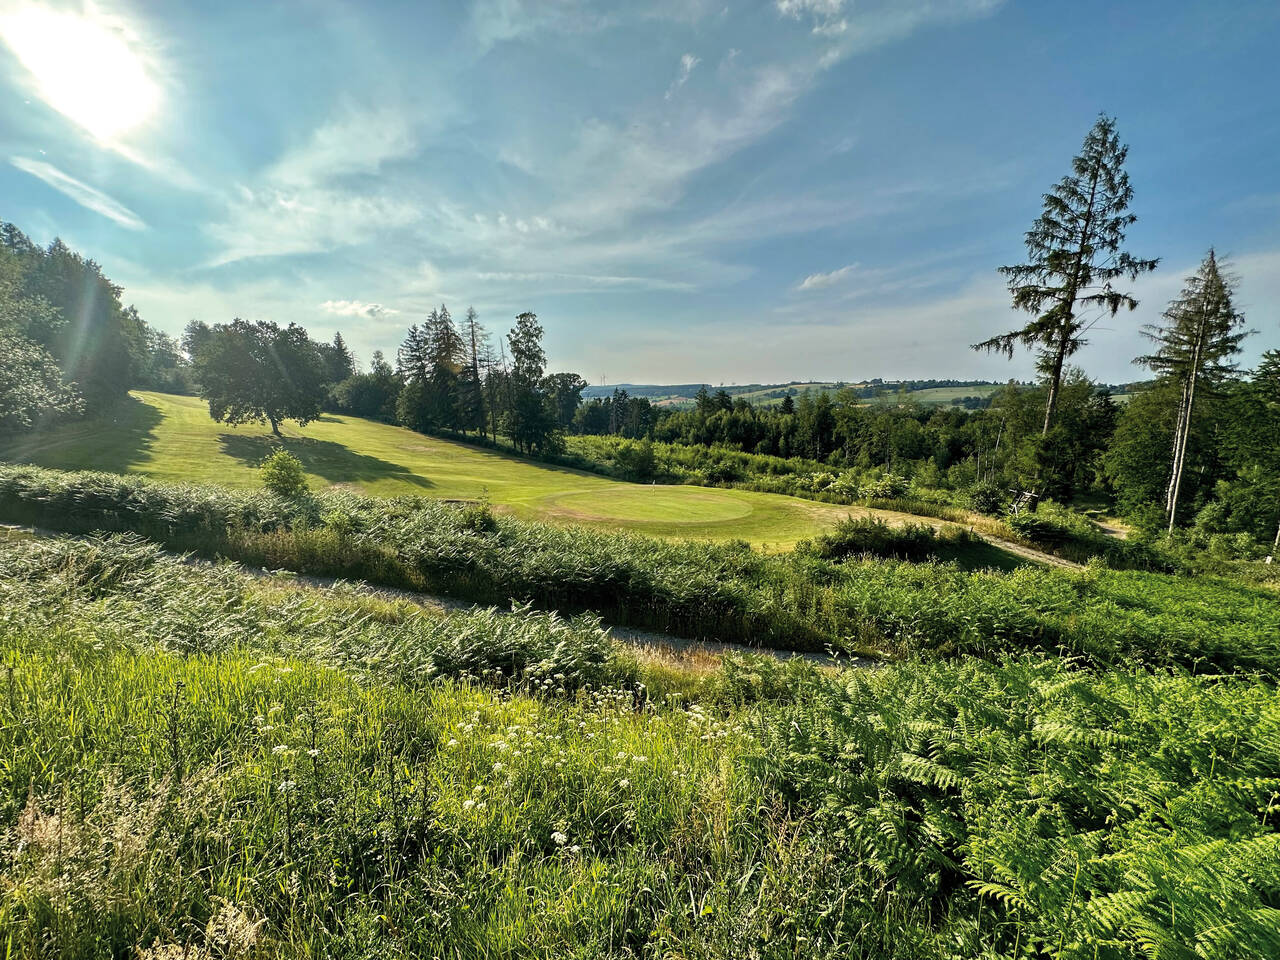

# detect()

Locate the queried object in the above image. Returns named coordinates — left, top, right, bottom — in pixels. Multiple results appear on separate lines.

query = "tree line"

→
left=0, top=112, right=1273, bottom=545
left=0, top=220, right=200, bottom=435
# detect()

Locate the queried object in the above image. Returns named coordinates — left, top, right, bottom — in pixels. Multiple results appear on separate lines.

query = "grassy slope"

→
left=0, top=391, right=861, bottom=547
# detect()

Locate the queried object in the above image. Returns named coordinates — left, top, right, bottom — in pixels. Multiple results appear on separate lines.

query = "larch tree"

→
left=1138, top=250, right=1249, bottom=531
left=976, top=114, right=1158, bottom=435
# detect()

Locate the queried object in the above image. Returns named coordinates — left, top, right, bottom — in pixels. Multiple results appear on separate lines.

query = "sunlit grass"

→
left=0, top=390, right=856, bottom=547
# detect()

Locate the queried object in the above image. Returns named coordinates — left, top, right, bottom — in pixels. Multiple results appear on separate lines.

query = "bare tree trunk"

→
left=1042, top=329, right=1071, bottom=436
left=270, top=417, right=282, bottom=438
left=1166, top=313, right=1207, bottom=533
left=1164, top=379, right=1190, bottom=522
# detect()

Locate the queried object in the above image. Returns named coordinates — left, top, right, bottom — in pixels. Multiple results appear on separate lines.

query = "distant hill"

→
left=583, top=379, right=1019, bottom=408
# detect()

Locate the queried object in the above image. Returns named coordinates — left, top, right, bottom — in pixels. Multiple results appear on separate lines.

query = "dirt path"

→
left=788, top=501, right=1085, bottom=570
left=976, top=535, right=1082, bottom=569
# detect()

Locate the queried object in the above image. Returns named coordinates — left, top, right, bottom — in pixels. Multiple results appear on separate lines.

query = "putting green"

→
left=0, top=391, right=860, bottom=547
left=546, top=487, right=753, bottom=524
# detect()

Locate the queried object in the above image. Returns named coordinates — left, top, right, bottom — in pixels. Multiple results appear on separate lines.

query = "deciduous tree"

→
left=195, top=319, right=328, bottom=436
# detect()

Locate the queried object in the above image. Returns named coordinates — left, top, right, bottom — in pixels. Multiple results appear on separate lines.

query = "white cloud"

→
left=320, top=299, right=401, bottom=319
left=468, top=0, right=719, bottom=50
left=206, top=105, right=421, bottom=265
left=776, top=0, right=845, bottom=16
left=664, top=53, right=700, bottom=100
left=10, top=156, right=146, bottom=230
left=269, top=107, right=416, bottom=186
left=798, top=263, right=857, bottom=290
left=776, top=0, right=846, bottom=34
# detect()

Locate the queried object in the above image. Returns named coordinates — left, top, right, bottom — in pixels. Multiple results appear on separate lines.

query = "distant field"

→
left=0, top=391, right=864, bottom=547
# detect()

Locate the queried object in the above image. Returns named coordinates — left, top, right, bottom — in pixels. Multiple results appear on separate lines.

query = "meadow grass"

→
left=1, top=532, right=1278, bottom=958
left=0, top=391, right=858, bottom=548
left=2, top=467, right=1278, bottom=670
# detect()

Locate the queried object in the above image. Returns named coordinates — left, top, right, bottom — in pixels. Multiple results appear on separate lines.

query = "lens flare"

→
left=0, top=5, right=159, bottom=142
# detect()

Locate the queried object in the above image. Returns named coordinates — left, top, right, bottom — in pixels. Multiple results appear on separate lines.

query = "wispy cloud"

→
left=320, top=299, right=400, bottom=319
left=206, top=106, right=421, bottom=265
left=10, top=156, right=146, bottom=230
left=665, top=53, right=700, bottom=100
left=776, top=0, right=847, bottom=34
left=468, top=0, right=720, bottom=50
left=798, top=263, right=857, bottom=289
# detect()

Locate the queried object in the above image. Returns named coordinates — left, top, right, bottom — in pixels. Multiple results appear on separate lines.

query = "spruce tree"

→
left=396, top=323, right=426, bottom=382
left=503, top=312, right=554, bottom=453
left=976, top=115, right=1158, bottom=435
left=458, top=306, right=489, bottom=435
left=329, top=331, right=355, bottom=381
left=423, top=305, right=464, bottom=430
left=1138, top=250, right=1249, bottom=530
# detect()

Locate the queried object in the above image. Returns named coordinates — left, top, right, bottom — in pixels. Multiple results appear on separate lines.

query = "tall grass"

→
left=1, top=534, right=1277, bottom=957
left=2, top=465, right=1279, bottom=670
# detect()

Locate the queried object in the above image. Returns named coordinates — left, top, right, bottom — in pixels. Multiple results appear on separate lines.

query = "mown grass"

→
left=1, top=533, right=1278, bottom=958
left=2, top=465, right=1278, bottom=671
left=0, top=391, right=857, bottom=547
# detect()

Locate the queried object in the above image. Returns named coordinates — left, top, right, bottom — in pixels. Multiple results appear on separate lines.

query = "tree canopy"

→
left=193, top=319, right=328, bottom=435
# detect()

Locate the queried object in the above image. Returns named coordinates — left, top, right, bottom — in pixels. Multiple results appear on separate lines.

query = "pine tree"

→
left=457, top=306, right=488, bottom=436
left=396, top=324, right=426, bottom=382
left=503, top=312, right=554, bottom=453
left=1138, top=250, right=1250, bottom=531
left=976, top=115, right=1158, bottom=435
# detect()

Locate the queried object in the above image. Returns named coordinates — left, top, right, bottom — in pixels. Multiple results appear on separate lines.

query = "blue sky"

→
left=2, top=0, right=1278, bottom=385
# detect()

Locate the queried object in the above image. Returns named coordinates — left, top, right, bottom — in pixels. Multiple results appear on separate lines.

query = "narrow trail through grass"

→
left=0, top=524, right=854, bottom=667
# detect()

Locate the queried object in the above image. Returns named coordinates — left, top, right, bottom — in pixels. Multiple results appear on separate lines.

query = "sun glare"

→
left=0, top=5, right=159, bottom=142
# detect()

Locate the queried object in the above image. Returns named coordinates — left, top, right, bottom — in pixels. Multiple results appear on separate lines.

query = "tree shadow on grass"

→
left=0, top=393, right=163, bottom=475
left=218, top=434, right=435, bottom=490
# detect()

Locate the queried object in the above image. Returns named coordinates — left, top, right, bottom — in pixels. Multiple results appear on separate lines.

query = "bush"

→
left=260, top=449, right=308, bottom=498
left=859, top=473, right=910, bottom=500
left=458, top=501, right=499, bottom=533
left=967, top=482, right=1006, bottom=515
left=798, top=516, right=976, bottom=563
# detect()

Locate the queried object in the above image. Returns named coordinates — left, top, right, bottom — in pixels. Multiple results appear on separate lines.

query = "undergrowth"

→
left=1, top=534, right=1277, bottom=957
left=2, top=466, right=1279, bottom=670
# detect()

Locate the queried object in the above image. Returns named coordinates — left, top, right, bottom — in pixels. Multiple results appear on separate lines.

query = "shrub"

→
left=260, top=449, right=308, bottom=498
left=859, top=473, right=910, bottom=500
left=967, top=482, right=1006, bottom=515
left=798, top=516, right=976, bottom=563
left=458, top=501, right=499, bottom=533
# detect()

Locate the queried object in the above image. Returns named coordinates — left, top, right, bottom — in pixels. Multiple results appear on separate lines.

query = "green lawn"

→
left=0, top=391, right=861, bottom=547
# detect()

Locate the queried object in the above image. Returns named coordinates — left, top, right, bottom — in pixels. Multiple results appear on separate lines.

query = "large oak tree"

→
left=194, top=319, right=328, bottom=436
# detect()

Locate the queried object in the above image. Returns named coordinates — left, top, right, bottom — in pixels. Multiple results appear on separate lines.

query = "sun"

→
left=0, top=5, right=159, bottom=143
